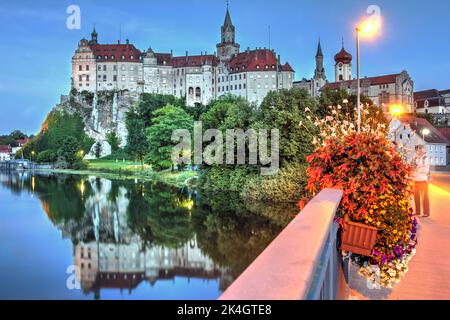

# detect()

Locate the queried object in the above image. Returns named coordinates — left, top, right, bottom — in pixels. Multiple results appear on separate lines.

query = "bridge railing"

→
left=220, top=188, right=347, bottom=300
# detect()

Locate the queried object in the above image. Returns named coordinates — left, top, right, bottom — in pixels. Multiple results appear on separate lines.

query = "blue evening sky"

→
left=1, top=0, right=449, bottom=135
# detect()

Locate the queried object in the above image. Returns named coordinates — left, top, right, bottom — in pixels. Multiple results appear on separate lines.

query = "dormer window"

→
left=242, top=66, right=245, bottom=70
left=271, top=65, right=275, bottom=69
left=104, top=55, right=108, bottom=60
left=121, top=55, right=125, bottom=60
left=256, top=65, right=260, bottom=70
left=97, top=55, right=101, bottom=60
left=265, top=65, right=269, bottom=70
left=130, top=55, right=134, bottom=60
left=111, top=55, right=115, bottom=60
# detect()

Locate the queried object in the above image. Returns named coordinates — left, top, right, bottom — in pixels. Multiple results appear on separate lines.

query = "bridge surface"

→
left=349, top=172, right=450, bottom=300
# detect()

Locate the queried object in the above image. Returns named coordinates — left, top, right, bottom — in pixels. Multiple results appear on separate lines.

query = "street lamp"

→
left=421, top=128, right=430, bottom=141
left=356, top=15, right=381, bottom=132
left=31, top=151, right=35, bottom=163
left=390, top=104, right=403, bottom=118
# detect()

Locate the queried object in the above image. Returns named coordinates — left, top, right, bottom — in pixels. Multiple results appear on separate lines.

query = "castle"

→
left=294, top=40, right=415, bottom=113
left=72, top=5, right=294, bottom=107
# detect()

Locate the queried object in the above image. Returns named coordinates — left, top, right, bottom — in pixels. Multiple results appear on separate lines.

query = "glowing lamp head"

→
left=357, top=17, right=381, bottom=38
left=422, top=128, right=431, bottom=136
left=390, top=104, right=403, bottom=116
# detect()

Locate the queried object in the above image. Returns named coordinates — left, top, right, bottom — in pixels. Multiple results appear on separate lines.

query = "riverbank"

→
left=48, top=160, right=198, bottom=189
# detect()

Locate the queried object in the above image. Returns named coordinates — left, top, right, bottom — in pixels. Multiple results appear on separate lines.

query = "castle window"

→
left=339, top=75, right=343, bottom=81
left=243, top=84, right=246, bottom=89
left=131, top=55, right=134, bottom=60
left=195, top=87, right=201, bottom=98
left=121, top=55, right=125, bottom=60
left=79, top=75, right=82, bottom=82
left=98, top=65, right=102, bottom=71
left=79, top=65, right=82, bottom=71
left=86, top=65, right=89, bottom=71
left=111, top=55, right=115, bottom=60
left=86, top=75, right=89, bottom=82
left=103, top=75, right=107, bottom=81
left=113, top=75, right=117, bottom=82
left=104, top=55, right=108, bottom=60
left=103, top=65, right=107, bottom=71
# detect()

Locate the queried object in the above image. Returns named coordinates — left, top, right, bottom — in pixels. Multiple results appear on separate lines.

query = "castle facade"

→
left=72, top=6, right=294, bottom=107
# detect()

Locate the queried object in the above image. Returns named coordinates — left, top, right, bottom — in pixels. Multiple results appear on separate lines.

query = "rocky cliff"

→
left=55, top=90, right=140, bottom=158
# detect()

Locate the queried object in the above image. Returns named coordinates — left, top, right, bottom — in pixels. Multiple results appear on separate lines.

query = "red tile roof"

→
left=0, top=145, right=12, bottom=153
left=228, top=49, right=294, bottom=73
left=90, top=44, right=142, bottom=63
left=414, top=89, right=440, bottom=101
left=414, top=89, right=445, bottom=108
left=399, top=115, right=450, bottom=144
left=438, top=128, right=450, bottom=142
left=171, top=54, right=218, bottom=68
left=323, top=73, right=400, bottom=90
left=16, top=138, right=30, bottom=145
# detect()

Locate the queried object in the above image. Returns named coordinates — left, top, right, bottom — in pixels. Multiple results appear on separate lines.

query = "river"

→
left=0, top=171, right=295, bottom=300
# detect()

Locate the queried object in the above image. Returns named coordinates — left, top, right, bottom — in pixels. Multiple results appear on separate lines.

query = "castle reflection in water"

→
left=0, top=172, right=292, bottom=298
left=72, top=178, right=232, bottom=295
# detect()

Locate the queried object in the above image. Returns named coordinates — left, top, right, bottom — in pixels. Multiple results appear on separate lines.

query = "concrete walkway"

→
left=349, top=173, right=450, bottom=300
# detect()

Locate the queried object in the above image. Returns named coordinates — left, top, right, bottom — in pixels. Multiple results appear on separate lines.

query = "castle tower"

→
left=314, top=39, right=325, bottom=79
left=334, top=39, right=352, bottom=82
left=216, top=2, right=240, bottom=61
left=312, top=39, right=326, bottom=96
left=90, top=26, right=98, bottom=45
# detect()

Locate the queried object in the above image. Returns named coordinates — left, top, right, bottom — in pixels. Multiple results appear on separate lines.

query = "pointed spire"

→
left=341, top=36, right=345, bottom=49
left=316, top=38, right=323, bottom=57
left=224, top=1, right=233, bottom=27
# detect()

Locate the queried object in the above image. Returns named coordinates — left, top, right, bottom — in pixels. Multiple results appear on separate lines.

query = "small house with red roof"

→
left=0, top=145, right=12, bottom=161
left=390, top=115, right=449, bottom=165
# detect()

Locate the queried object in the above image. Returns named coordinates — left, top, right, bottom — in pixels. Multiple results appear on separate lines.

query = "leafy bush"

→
left=242, top=163, right=308, bottom=203
left=36, top=150, right=57, bottom=163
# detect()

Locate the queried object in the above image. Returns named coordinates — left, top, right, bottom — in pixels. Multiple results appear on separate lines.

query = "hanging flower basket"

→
left=340, top=220, right=378, bottom=257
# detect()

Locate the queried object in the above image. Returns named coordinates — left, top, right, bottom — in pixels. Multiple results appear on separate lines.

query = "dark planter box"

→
left=341, top=221, right=378, bottom=256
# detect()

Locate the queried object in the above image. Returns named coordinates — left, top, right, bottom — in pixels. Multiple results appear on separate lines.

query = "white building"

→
left=71, top=6, right=294, bottom=107
left=391, top=115, right=449, bottom=166
left=0, top=145, right=11, bottom=161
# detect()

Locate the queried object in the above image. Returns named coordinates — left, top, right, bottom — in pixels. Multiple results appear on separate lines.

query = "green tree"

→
left=94, top=142, right=102, bottom=159
left=138, top=93, right=185, bottom=127
left=106, top=130, right=120, bottom=153
left=36, top=150, right=57, bottom=163
left=260, top=88, right=318, bottom=166
left=125, top=107, right=149, bottom=169
left=146, top=105, right=194, bottom=171
left=58, top=136, right=80, bottom=166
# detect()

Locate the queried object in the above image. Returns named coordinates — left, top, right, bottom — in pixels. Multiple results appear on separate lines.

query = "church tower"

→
left=334, top=39, right=352, bottom=82
left=312, top=39, right=326, bottom=96
left=216, top=3, right=240, bottom=62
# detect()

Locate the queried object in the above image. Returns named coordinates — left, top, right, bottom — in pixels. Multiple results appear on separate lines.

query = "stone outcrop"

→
left=56, top=90, right=140, bottom=158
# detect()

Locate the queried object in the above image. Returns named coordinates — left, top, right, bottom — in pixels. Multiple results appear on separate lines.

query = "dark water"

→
left=0, top=172, right=295, bottom=300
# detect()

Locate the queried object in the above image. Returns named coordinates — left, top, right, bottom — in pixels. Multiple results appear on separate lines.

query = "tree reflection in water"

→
left=0, top=172, right=296, bottom=298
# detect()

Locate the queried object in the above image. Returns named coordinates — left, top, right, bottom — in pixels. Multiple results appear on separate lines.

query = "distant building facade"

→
left=72, top=6, right=294, bottom=107
left=0, top=145, right=12, bottom=161
left=414, top=89, right=450, bottom=114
